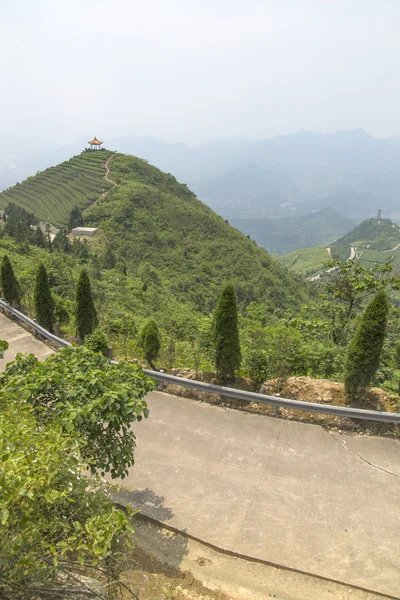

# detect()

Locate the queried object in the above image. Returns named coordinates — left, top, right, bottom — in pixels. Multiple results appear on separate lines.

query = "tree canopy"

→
left=34, top=262, right=55, bottom=331
left=344, top=290, right=389, bottom=400
left=75, top=269, right=97, bottom=342
left=139, top=320, right=161, bottom=369
left=0, top=344, right=153, bottom=597
left=213, top=283, right=241, bottom=381
left=0, top=254, right=21, bottom=308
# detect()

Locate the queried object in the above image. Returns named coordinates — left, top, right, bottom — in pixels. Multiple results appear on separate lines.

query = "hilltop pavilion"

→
left=88, top=137, right=103, bottom=150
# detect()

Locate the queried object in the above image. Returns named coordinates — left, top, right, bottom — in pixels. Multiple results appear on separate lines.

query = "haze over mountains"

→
left=2, top=129, right=400, bottom=253
left=231, top=207, right=355, bottom=255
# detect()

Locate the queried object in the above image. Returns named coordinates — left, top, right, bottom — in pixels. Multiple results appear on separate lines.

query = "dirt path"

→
left=84, top=153, right=117, bottom=214
left=349, top=245, right=356, bottom=260
left=382, top=242, right=400, bottom=252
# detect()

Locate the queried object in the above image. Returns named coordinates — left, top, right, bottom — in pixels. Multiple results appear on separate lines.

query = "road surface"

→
left=1, top=311, right=399, bottom=597
left=0, top=311, right=54, bottom=369
left=114, top=393, right=400, bottom=597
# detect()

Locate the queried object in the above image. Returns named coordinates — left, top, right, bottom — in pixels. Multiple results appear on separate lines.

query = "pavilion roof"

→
left=88, top=137, right=103, bottom=145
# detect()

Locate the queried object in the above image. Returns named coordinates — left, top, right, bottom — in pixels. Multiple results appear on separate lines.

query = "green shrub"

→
left=213, top=283, right=241, bottom=381
left=85, top=328, right=109, bottom=355
left=344, top=291, right=389, bottom=400
left=75, top=269, right=97, bottom=342
left=0, top=254, right=21, bottom=308
left=245, top=350, right=269, bottom=389
left=0, top=342, right=154, bottom=597
left=34, top=262, right=55, bottom=332
left=139, top=320, right=161, bottom=369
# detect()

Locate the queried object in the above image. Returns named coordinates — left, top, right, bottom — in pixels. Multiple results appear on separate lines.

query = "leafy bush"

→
left=0, top=341, right=155, bottom=597
left=245, top=350, right=270, bottom=389
left=85, top=328, right=109, bottom=355
left=139, top=320, right=161, bottom=369
left=0, top=400, right=132, bottom=597
left=1, top=346, right=155, bottom=478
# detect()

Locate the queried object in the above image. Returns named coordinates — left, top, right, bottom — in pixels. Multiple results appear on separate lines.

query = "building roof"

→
left=88, top=137, right=103, bottom=145
left=71, top=227, right=98, bottom=233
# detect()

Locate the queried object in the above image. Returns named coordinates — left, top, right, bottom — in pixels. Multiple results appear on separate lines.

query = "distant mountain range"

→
left=231, top=207, right=355, bottom=254
left=3, top=129, right=400, bottom=224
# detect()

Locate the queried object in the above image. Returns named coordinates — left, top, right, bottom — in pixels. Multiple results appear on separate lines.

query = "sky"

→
left=1, top=0, right=400, bottom=148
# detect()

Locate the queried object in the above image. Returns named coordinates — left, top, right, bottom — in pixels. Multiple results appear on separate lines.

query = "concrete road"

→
left=1, top=312, right=399, bottom=597
left=115, top=391, right=400, bottom=598
left=0, top=311, right=54, bottom=369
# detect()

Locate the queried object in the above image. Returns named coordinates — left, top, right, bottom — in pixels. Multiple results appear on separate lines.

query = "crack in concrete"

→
left=330, top=432, right=400, bottom=480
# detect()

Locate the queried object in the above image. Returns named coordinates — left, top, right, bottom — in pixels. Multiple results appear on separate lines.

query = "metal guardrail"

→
left=1, top=299, right=400, bottom=424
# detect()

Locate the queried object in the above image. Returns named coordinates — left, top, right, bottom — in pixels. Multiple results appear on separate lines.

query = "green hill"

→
left=0, top=150, right=114, bottom=226
left=0, top=150, right=315, bottom=376
left=231, top=207, right=354, bottom=254
left=83, top=153, right=306, bottom=312
left=277, top=216, right=400, bottom=277
left=332, top=217, right=400, bottom=251
left=0, top=151, right=308, bottom=314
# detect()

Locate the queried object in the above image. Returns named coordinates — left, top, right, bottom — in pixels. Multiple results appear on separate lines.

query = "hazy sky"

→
left=2, top=0, right=400, bottom=145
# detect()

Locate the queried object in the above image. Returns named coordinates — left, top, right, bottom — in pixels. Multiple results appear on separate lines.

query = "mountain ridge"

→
left=0, top=150, right=309, bottom=313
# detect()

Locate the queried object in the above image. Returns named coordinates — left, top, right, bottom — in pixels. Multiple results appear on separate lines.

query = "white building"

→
left=71, top=227, right=98, bottom=237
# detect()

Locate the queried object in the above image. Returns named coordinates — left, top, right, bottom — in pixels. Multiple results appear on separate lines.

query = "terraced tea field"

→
left=0, top=150, right=114, bottom=226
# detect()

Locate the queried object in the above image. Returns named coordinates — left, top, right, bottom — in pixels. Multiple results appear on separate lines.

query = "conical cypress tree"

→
left=0, top=255, right=21, bottom=308
left=213, top=283, right=241, bottom=382
left=139, top=320, right=160, bottom=369
left=76, top=269, right=98, bottom=342
left=344, top=290, right=389, bottom=401
left=34, top=263, right=55, bottom=332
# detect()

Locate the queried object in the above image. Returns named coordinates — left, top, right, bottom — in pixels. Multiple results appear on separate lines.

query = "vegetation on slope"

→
left=0, top=150, right=114, bottom=226
left=83, top=153, right=307, bottom=313
left=333, top=217, right=400, bottom=251
left=278, top=217, right=400, bottom=277
left=275, top=246, right=331, bottom=277
left=2, top=151, right=400, bottom=398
